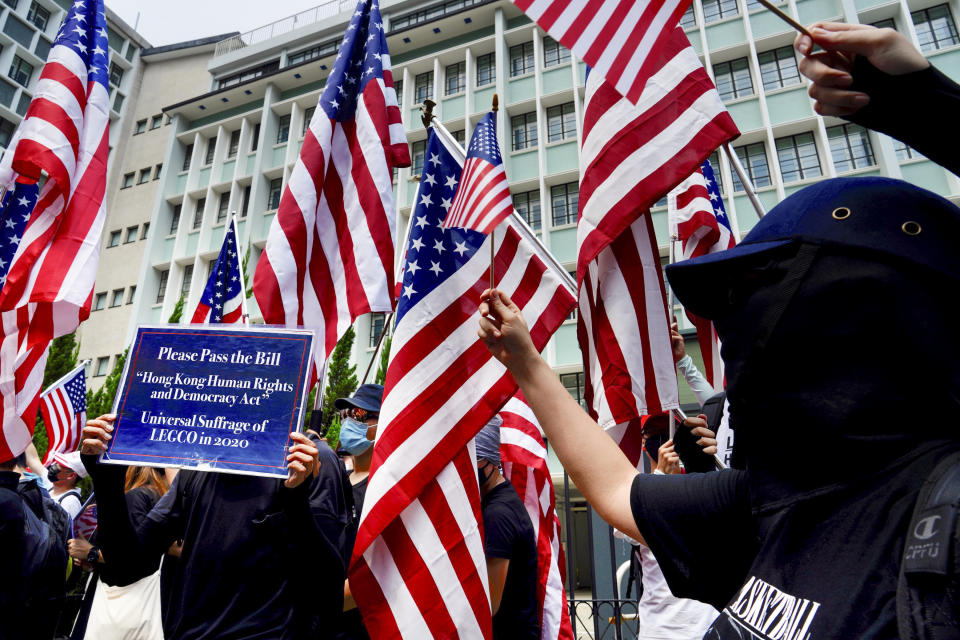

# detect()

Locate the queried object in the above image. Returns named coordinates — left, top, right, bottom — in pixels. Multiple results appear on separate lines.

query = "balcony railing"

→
left=213, top=0, right=356, bottom=58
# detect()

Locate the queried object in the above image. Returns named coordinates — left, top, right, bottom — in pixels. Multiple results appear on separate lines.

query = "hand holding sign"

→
left=284, top=432, right=320, bottom=489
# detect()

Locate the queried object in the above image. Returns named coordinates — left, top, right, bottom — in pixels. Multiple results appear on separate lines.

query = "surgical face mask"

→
left=339, top=417, right=375, bottom=456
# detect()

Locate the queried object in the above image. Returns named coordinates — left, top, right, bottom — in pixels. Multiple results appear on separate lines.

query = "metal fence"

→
left=569, top=599, right=640, bottom=640
left=213, top=0, right=356, bottom=57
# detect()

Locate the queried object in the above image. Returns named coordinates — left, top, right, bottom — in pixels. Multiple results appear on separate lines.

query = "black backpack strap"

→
left=56, top=489, right=81, bottom=505
left=898, top=450, right=960, bottom=640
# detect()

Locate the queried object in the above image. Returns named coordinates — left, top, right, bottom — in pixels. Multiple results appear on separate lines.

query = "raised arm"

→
left=478, top=289, right=644, bottom=543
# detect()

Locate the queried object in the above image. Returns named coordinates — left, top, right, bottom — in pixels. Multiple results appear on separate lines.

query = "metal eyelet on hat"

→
left=902, top=221, right=922, bottom=236
left=831, top=207, right=851, bottom=220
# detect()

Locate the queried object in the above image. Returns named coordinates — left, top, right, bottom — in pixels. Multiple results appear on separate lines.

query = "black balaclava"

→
left=713, top=245, right=960, bottom=511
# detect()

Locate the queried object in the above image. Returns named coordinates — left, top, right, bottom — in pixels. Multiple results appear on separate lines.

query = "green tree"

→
left=325, top=414, right=343, bottom=450
left=242, top=245, right=253, bottom=299
left=86, top=349, right=128, bottom=419
left=321, top=326, right=358, bottom=428
left=167, top=295, right=185, bottom=323
left=33, top=332, right=80, bottom=460
left=375, top=333, right=392, bottom=386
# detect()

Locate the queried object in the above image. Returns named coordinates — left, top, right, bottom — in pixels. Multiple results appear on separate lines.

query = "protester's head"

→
left=666, top=177, right=960, bottom=502
left=0, top=452, right=25, bottom=471
left=641, top=414, right=669, bottom=464
left=475, top=415, right=502, bottom=492
left=125, top=466, right=171, bottom=497
left=51, top=451, right=87, bottom=488
left=335, top=384, right=383, bottom=456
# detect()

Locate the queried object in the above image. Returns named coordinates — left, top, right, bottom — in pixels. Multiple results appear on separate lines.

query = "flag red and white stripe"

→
left=509, top=0, right=693, bottom=105
left=0, top=0, right=110, bottom=460
left=253, top=0, right=409, bottom=380
left=39, top=363, right=87, bottom=465
left=499, top=392, right=575, bottom=640
left=350, top=131, right=576, bottom=639
left=576, top=27, right=738, bottom=459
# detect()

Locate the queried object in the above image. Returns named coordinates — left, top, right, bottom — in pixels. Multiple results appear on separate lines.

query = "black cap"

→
left=334, top=383, right=384, bottom=413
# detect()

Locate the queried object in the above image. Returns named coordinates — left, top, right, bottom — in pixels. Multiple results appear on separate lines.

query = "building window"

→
left=216, top=192, right=230, bottom=224
left=287, top=39, right=339, bottom=66
left=369, top=312, right=386, bottom=348
left=301, top=107, right=315, bottom=137
left=680, top=4, right=697, bottom=28
left=775, top=132, right=822, bottom=183
left=153, top=163, right=162, bottom=180
left=27, top=2, right=50, bottom=30
left=713, top=58, right=753, bottom=101
left=193, top=198, right=206, bottom=230
left=141, top=223, right=149, bottom=240
left=150, top=114, right=162, bottom=129
left=476, top=53, right=496, bottom=86
left=8, top=56, right=33, bottom=87
left=511, top=112, right=538, bottom=151
left=122, top=172, right=134, bottom=189
left=510, top=42, right=534, bottom=76
left=452, top=129, right=466, bottom=148
left=445, top=62, right=465, bottom=95
left=894, top=140, right=920, bottom=161
left=758, top=46, right=800, bottom=90
left=912, top=4, right=960, bottom=52
left=94, top=357, right=109, bottom=377
left=277, top=114, right=290, bottom=144
left=134, top=119, right=147, bottom=135
left=543, top=36, right=571, bottom=67
left=871, top=18, right=896, bottom=29
left=412, top=139, right=426, bottom=175
left=127, top=286, right=136, bottom=304
left=251, top=122, right=261, bottom=151
left=708, top=151, right=724, bottom=194
left=216, top=60, right=280, bottom=89
left=551, top=182, right=579, bottom=226
left=394, top=80, right=403, bottom=105
left=414, top=71, right=434, bottom=103
left=109, top=62, right=124, bottom=86
left=125, top=226, right=138, bottom=243
left=204, top=136, right=216, bottom=165
left=268, top=178, right=283, bottom=210
left=827, top=123, right=876, bottom=172
left=182, top=143, right=193, bottom=172
left=241, top=185, right=250, bottom=218
left=137, top=168, right=150, bottom=184
left=514, top=189, right=541, bottom=232
left=732, top=142, right=771, bottom=191
left=107, top=230, right=121, bottom=248
left=93, top=292, right=106, bottom=311
left=156, top=269, right=168, bottom=304
left=702, top=0, right=739, bottom=22
left=560, top=371, right=586, bottom=408
left=169, top=205, right=181, bottom=235
left=546, top=102, right=576, bottom=143
left=0, top=116, right=15, bottom=148
left=227, top=129, right=240, bottom=159
left=181, top=264, right=193, bottom=299
left=110, top=288, right=124, bottom=308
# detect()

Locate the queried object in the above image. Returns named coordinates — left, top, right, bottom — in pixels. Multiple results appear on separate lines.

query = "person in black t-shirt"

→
left=475, top=416, right=539, bottom=640
left=478, top=173, right=960, bottom=638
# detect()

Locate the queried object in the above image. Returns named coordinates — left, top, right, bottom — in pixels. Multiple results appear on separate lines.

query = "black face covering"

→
left=714, top=246, right=960, bottom=511
left=47, top=463, right=61, bottom=483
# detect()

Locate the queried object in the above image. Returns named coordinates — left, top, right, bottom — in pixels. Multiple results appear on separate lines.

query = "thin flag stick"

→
left=752, top=0, right=811, bottom=36
left=723, top=142, right=766, bottom=219
left=489, top=93, right=500, bottom=292
left=231, top=214, right=251, bottom=323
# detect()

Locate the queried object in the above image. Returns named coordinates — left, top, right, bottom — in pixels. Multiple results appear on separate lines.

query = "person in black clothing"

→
left=475, top=416, right=539, bottom=640
left=81, top=414, right=346, bottom=640
left=0, top=454, right=26, bottom=640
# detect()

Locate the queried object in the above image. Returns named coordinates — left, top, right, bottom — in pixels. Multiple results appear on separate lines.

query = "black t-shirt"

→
left=630, top=445, right=959, bottom=639
left=0, top=471, right=25, bottom=640
left=337, top=475, right=370, bottom=640
left=482, top=481, right=539, bottom=640
left=99, top=486, right=162, bottom=586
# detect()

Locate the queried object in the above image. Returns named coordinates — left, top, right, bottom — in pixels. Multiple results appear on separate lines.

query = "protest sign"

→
left=100, top=325, right=315, bottom=478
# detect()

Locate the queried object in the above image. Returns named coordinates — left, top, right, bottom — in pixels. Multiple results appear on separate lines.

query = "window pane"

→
left=775, top=132, right=821, bottom=182
left=510, top=42, right=534, bottom=76
left=733, top=143, right=770, bottom=191
left=758, top=46, right=800, bottom=90
left=277, top=115, right=290, bottom=144
left=445, top=62, right=465, bottom=95
left=415, top=71, right=434, bottom=102
left=476, top=53, right=495, bottom=86
left=827, top=124, right=876, bottom=172
left=913, top=4, right=960, bottom=52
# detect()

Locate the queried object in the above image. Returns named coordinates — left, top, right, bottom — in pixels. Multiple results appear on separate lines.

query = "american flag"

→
left=191, top=217, right=246, bottom=324
left=499, top=392, right=575, bottom=640
left=509, top=0, right=692, bottom=105
left=0, top=182, right=40, bottom=286
left=349, top=131, right=576, bottom=639
left=0, top=0, right=110, bottom=461
left=576, top=28, right=738, bottom=457
left=253, top=0, right=409, bottom=380
left=442, top=112, right=513, bottom=234
left=667, top=158, right=735, bottom=389
left=73, top=495, right=97, bottom=539
left=39, top=363, right=87, bottom=466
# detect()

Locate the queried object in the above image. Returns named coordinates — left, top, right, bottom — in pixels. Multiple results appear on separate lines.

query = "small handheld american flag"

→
left=191, top=217, right=246, bottom=325
left=39, top=363, right=87, bottom=466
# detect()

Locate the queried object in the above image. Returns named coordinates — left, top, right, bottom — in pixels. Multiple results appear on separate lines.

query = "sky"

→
left=105, top=0, right=331, bottom=48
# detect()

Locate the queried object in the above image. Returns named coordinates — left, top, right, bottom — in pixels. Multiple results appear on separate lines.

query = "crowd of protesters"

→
left=3, top=19, right=960, bottom=640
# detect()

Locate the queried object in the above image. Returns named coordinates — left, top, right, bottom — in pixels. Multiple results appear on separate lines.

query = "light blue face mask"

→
left=339, top=417, right=375, bottom=455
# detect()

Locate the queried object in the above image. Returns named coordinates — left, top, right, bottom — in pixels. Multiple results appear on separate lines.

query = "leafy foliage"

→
left=167, top=295, right=185, bottom=323
left=375, top=333, right=392, bottom=386
left=321, top=326, right=358, bottom=428
left=86, top=349, right=128, bottom=419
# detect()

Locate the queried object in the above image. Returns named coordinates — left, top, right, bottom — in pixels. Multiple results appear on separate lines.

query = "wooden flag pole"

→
left=753, top=0, right=810, bottom=36
left=722, top=142, right=766, bottom=219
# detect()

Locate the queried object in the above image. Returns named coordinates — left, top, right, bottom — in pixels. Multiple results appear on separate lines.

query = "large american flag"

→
left=576, top=28, right=738, bottom=457
left=0, top=182, right=40, bottom=286
left=509, top=0, right=692, bottom=105
left=192, top=217, right=246, bottom=324
left=667, top=158, right=735, bottom=389
left=349, top=130, right=576, bottom=639
left=253, top=0, right=409, bottom=379
left=499, top=392, right=575, bottom=640
left=0, top=0, right=110, bottom=461
left=39, top=363, right=87, bottom=466
left=443, top=112, right=513, bottom=234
